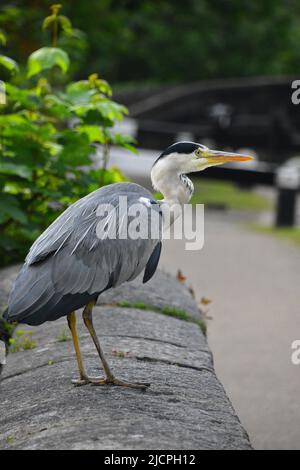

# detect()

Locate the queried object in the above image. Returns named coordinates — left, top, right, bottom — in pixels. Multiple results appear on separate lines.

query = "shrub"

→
left=0, top=4, right=135, bottom=266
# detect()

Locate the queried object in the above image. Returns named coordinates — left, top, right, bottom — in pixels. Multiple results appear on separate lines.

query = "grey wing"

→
left=6, top=183, right=162, bottom=325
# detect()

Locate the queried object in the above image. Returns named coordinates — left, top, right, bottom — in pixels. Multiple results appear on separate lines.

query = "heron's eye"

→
left=195, top=148, right=203, bottom=157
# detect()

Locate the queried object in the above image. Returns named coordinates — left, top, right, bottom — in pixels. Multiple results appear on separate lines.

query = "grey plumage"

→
left=5, top=183, right=162, bottom=326
left=2, top=141, right=252, bottom=389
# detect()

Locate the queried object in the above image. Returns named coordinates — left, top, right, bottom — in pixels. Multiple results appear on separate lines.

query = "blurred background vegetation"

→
left=1, top=0, right=300, bottom=85
left=1, top=0, right=300, bottom=266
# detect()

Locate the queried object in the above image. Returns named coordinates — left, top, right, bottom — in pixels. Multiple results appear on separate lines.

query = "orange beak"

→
left=205, top=149, right=254, bottom=164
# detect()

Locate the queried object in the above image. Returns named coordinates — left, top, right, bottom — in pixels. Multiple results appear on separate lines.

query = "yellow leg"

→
left=67, top=311, right=103, bottom=386
left=82, top=301, right=150, bottom=390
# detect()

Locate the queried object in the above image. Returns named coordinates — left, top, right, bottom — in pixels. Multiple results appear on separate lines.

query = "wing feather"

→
left=143, top=242, right=162, bottom=283
left=7, top=183, right=162, bottom=324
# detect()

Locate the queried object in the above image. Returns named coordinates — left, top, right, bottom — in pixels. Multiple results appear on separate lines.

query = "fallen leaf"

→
left=177, top=269, right=187, bottom=283
left=200, top=297, right=212, bottom=306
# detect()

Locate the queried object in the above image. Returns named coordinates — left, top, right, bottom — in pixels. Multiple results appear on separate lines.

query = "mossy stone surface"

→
left=0, top=267, right=251, bottom=450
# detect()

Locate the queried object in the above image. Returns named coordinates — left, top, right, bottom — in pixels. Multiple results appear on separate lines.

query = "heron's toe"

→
left=89, top=376, right=150, bottom=389
left=87, top=376, right=106, bottom=385
left=90, top=379, right=110, bottom=386
left=72, top=376, right=105, bottom=386
left=72, top=378, right=90, bottom=387
left=111, top=377, right=150, bottom=390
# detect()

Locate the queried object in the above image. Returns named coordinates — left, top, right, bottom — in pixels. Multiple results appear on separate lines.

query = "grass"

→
left=5, top=436, right=14, bottom=445
left=117, top=301, right=149, bottom=310
left=195, top=319, right=207, bottom=336
left=9, top=329, right=37, bottom=353
left=191, top=179, right=271, bottom=211
left=56, top=329, right=71, bottom=342
left=116, top=301, right=207, bottom=335
left=248, top=224, right=300, bottom=246
left=0, top=317, right=16, bottom=350
left=117, top=300, right=192, bottom=320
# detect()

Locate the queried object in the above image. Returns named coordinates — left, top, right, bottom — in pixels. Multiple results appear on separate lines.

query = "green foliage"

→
left=9, top=329, right=37, bottom=352
left=0, top=5, right=135, bottom=266
left=1, top=1, right=300, bottom=83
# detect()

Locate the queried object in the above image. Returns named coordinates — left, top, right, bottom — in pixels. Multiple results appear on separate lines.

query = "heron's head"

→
left=151, top=141, right=253, bottom=202
left=153, top=141, right=253, bottom=174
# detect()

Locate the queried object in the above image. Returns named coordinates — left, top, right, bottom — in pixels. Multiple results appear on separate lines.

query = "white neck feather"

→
left=151, top=158, right=194, bottom=205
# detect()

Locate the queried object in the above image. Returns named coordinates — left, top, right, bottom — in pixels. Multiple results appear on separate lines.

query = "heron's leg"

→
left=67, top=311, right=103, bottom=386
left=82, top=301, right=150, bottom=390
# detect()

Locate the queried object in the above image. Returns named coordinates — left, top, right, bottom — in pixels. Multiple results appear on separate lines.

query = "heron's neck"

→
left=151, top=164, right=194, bottom=206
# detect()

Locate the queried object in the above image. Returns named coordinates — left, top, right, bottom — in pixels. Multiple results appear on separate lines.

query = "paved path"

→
left=160, top=209, right=300, bottom=450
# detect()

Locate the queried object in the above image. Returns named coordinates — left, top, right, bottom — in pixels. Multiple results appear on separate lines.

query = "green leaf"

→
left=0, top=114, right=26, bottom=126
left=6, top=205, right=27, bottom=224
left=0, top=162, right=32, bottom=180
left=112, top=133, right=137, bottom=153
left=44, top=141, right=63, bottom=156
left=96, top=79, right=112, bottom=97
left=0, top=55, right=19, bottom=74
left=0, top=194, right=27, bottom=224
left=42, top=14, right=56, bottom=30
left=27, top=47, right=70, bottom=78
left=75, top=125, right=106, bottom=143
left=44, top=94, right=72, bottom=119
left=95, top=101, right=128, bottom=121
left=5, top=84, right=40, bottom=110
left=58, top=16, right=73, bottom=35
left=0, top=30, right=6, bottom=46
left=66, top=81, right=95, bottom=104
left=88, top=74, right=112, bottom=97
left=58, top=130, right=93, bottom=166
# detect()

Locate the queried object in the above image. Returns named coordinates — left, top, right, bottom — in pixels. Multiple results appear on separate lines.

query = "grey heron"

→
left=4, top=142, right=252, bottom=389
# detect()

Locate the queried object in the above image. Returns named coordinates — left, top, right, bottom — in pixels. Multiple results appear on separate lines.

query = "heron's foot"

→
left=72, top=375, right=104, bottom=387
left=92, top=376, right=151, bottom=390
